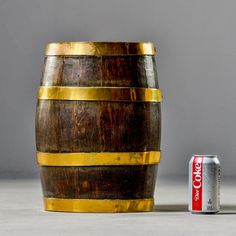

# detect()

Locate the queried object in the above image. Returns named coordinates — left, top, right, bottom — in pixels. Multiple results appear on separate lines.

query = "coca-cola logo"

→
left=193, top=160, right=202, bottom=189
left=192, top=156, right=203, bottom=209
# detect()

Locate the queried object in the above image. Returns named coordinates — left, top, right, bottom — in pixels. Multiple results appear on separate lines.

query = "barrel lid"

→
left=45, top=42, right=155, bottom=56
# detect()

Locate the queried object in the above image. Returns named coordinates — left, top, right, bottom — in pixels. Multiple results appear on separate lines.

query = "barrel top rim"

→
left=45, top=41, right=156, bottom=56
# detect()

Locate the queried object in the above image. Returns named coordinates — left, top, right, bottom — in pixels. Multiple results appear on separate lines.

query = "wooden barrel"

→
left=36, top=42, right=162, bottom=212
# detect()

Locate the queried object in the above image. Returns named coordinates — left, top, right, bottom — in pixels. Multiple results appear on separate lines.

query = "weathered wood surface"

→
left=41, top=165, right=157, bottom=199
left=36, top=55, right=161, bottom=200
left=40, top=56, right=159, bottom=87
left=36, top=101, right=161, bottom=152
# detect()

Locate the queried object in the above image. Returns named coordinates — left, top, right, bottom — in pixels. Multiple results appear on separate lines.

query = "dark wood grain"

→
left=41, top=165, right=157, bottom=199
left=36, top=55, right=161, bottom=200
left=36, top=101, right=161, bottom=152
left=40, top=56, right=159, bottom=88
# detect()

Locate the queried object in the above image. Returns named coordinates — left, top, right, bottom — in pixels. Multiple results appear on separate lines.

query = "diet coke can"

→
left=189, top=154, right=220, bottom=213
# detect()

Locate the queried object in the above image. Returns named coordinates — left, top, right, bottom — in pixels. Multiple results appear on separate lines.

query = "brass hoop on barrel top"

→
left=45, top=42, right=156, bottom=56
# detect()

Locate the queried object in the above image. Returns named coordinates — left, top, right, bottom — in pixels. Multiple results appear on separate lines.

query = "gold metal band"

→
left=44, top=198, right=154, bottom=212
left=37, top=151, right=161, bottom=166
left=45, top=42, right=155, bottom=56
left=38, top=86, right=162, bottom=102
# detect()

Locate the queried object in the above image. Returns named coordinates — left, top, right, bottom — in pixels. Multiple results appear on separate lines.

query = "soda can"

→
left=189, top=154, right=220, bottom=213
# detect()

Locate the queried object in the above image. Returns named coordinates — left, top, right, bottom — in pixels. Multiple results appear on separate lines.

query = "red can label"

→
left=192, top=155, right=204, bottom=210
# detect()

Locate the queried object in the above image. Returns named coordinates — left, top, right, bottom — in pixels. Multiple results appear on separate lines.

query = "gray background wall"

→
left=0, top=0, right=235, bottom=178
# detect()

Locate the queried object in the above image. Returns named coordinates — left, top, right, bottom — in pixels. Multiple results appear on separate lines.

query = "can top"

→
left=193, top=154, right=217, bottom=158
left=45, top=42, right=156, bottom=56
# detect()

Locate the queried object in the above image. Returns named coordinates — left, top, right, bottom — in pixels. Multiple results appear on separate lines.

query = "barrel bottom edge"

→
left=43, top=197, right=154, bottom=213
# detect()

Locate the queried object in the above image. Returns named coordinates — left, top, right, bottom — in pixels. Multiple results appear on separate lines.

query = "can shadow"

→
left=154, top=204, right=236, bottom=214
left=217, top=205, right=236, bottom=215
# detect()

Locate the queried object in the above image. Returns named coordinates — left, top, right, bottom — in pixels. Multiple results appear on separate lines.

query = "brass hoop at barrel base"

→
left=38, top=86, right=163, bottom=102
left=44, top=198, right=154, bottom=212
left=45, top=42, right=155, bottom=56
left=37, top=151, right=161, bottom=166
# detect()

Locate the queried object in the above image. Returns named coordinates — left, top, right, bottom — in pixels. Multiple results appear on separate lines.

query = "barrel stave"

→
left=36, top=101, right=161, bottom=152
left=40, top=165, right=157, bottom=199
left=41, top=56, right=159, bottom=88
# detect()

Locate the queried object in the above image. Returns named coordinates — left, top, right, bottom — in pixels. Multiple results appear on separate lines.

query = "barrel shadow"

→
left=154, top=204, right=188, bottom=212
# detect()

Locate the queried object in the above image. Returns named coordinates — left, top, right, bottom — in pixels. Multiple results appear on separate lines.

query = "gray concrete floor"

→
left=0, top=177, right=236, bottom=236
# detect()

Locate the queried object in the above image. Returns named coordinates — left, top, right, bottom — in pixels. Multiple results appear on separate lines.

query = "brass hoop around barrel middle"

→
left=38, top=86, right=162, bottom=102
left=45, top=42, right=155, bottom=56
left=37, top=151, right=161, bottom=166
left=44, top=198, right=154, bottom=212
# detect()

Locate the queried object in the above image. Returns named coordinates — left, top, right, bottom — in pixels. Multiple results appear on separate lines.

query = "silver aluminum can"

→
left=189, top=154, right=220, bottom=213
